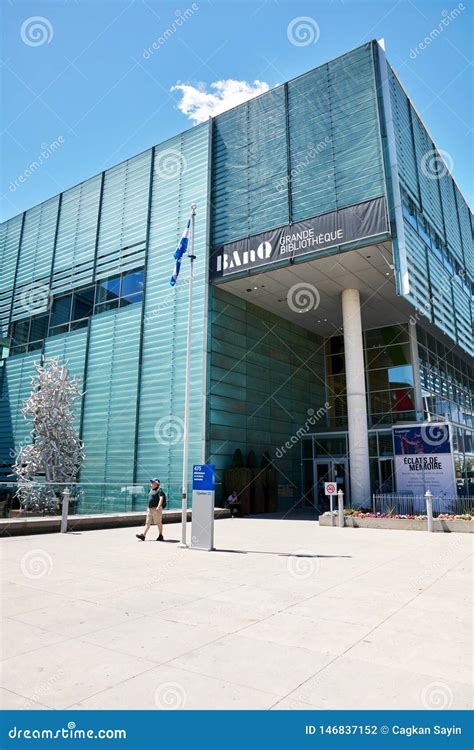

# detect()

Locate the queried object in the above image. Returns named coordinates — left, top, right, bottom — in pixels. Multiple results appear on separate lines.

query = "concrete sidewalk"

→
left=0, top=516, right=472, bottom=710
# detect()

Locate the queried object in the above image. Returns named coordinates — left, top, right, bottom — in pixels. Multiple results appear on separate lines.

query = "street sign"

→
left=191, top=464, right=215, bottom=551
left=324, top=482, right=337, bottom=496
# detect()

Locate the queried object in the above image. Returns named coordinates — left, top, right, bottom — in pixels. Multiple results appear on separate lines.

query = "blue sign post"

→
left=191, top=465, right=216, bottom=551
left=192, top=464, right=216, bottom=492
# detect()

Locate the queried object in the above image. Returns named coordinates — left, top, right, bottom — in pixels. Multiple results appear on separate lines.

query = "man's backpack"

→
left=160, top=490, right=167, bottom=509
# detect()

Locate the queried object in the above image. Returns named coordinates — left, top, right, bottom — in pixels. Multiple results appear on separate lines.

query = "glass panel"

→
left=333, top=462, right=347, bottom=493
left=72, top=286, right=95, bottom=320
left=368, top=433, right=378, bottom=455
left=95, top=276, right=121, bottom=305
left=418, top=218, right=431, bottom=247
left=29, top=314, right=49, bottom=342
left=302, top=438, right=312, bottom=459
left=391, top=410, right=416, bottom=423
left=370, top=412, right=393, bottom=426
left=416, top=327, right=426, bottom=347
left=11, top=319, right=30, bottom=345
left=326, top=353, right=345, bottom=376
left=368, top=369, right=390, bottom=392
left=327, top=374, right=346, bottom=396
left=303, top=460, right=314, bottom=506
left=95, top=299, right=119, bottom=313
left=327, top=396, right=347, bottom=421
left=402, top=200, right=418, bottom=230
left=370, top=457, right=380, bottom=493
left=315, top=462, right=331, bottom=508
left=50, top=295, right=72, bottom=327
left=315, top=436, right=346, bottom=457
left=464, top=431, right=473, bottom=454
left=28, top=340, right=43, bottom=352
left=370, top=391, right=391, bottom=414
left=121, top=270, right=144, bottom=301
left=368, top=365, right=414, bottom=391
left=326, top=336, right=344, bottom=355
left=379, top=459, right=394, bottom=492
left=389, top=365, right=413, bottom=387
left=71, top=318, right=89, bottom=331
left=366, top=343, right=410, bottom=369
left=120, top=292, right=142, bottom=307
left=49, top=323, right=69, bottom=337
left=377, top=432, right=394, bottom=456
left=391, top=388, right=414, bottom=412
left=364, top=325, right=408, bottom=349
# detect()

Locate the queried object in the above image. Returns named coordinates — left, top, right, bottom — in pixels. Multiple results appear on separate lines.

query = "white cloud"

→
left=171, top=79, right=271, bottom=124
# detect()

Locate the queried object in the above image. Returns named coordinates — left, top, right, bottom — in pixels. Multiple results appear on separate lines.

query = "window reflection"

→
left=11, top=319, right=29, bottom=346
left=96, top=276, right=121, bottom=305
left=50, top=295, right=72, bottom=327
left=29, top=315, right=49, bottom=343
left=72, top=287, right=95, bottom=320
left=121, top=270, right=144, bottom=301
left=7, top=267, right=144, bottom=356
left=366, top=344, right=410, bottom=369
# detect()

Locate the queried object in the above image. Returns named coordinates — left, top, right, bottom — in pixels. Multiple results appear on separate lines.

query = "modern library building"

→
left=0, top=40, right=472, bottom=513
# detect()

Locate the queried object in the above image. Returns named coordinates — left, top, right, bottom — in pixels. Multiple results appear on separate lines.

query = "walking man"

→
left=136, top=478, right=166, bottom=542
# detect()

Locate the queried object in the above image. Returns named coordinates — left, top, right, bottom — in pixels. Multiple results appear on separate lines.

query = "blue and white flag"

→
left=169, top=219, right=191, bottom=286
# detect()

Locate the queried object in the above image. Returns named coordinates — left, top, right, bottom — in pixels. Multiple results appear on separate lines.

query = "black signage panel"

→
left=211, top=196, right=388, bottom=279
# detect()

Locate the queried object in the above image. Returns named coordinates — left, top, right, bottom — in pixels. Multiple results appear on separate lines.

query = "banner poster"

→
left=393, top=423, right=456, bottom=507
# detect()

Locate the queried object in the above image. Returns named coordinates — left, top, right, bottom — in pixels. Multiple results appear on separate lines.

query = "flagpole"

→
left=179, top=203, right=197, bottom=547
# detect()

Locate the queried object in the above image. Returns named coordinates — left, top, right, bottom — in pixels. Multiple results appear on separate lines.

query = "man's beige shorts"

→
left=146, top=507, right=163, bottom=525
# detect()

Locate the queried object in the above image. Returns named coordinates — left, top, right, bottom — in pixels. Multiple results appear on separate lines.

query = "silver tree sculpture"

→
left=13, top=357, right=85, bottom=513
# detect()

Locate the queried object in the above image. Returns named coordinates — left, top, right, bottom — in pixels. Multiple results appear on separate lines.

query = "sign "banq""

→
left=211, top=196, right=388, bottom=279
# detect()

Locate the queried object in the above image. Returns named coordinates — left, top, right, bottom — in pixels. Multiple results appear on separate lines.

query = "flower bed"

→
left=319, top=511, right=473, bottom=533
left=346, top=511, right=473, bottom=521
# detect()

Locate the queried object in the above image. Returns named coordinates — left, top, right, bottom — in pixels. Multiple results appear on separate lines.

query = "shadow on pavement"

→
left=212, top=548, right=351, bottom=559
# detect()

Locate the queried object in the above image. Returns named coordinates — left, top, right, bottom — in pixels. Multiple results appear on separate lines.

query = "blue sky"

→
left=1, top=0, right=472, bottom=221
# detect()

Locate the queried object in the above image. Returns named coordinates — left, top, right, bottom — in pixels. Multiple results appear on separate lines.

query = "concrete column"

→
left=341, top=289, right=371, bottom=507
left=408, top=322, right=424, bottom=420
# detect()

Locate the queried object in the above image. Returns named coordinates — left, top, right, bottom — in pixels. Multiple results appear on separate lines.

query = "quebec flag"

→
left=169, top=219, right=191, bottom=286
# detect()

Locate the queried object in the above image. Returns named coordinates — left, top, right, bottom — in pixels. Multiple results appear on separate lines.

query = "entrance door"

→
left=314, top=461, right=331, bottom=511
left=378, top=458, right=394, bottom=494
left=333, top=460, right=349, bottom=504
left=313, top=459, right=349, bottom=511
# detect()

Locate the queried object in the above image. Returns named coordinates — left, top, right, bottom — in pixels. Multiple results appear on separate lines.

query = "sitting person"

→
left=225, top=490, right=241, bottom=517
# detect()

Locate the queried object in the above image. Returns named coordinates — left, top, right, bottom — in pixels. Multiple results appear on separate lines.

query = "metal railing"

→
left=372, top=493, right=474, bottom=518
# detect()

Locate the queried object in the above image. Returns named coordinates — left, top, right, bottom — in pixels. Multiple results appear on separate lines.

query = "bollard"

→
left=425, top=489, right=433, bottom=533
left=60, top=488, right=70, bottom=533
left=337, top=489, right=344, bottom=528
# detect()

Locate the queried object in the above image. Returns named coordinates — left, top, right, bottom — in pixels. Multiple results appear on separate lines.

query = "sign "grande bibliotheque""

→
left=211, top=196, right=388, bottom=279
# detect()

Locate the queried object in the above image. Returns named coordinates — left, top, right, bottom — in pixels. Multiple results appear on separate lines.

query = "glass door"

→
left=333, top=460, right=349, bottom=505
left=378, top=458, right=394, bottom=494
left=314, top=461, right=332, bottom=511
left=313, top=460, right=349, bottom=511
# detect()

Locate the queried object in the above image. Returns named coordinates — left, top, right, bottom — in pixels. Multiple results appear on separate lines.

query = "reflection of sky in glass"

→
left=122, top=270, right=144, bottom=300
left=98, top=276, right=121, bottom=302
left=387, top=365, right=414, bottom=388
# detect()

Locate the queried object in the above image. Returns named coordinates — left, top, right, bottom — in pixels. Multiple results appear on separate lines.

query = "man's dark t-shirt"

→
left=148, top=488, right=166, bottom=508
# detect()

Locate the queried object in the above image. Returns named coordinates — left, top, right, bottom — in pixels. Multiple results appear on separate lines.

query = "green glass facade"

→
left=1, top=124, right=210, bottom=509
left=211, top=42, right=387, bottom=249
left=207, top=286, right=326, bottom=509
left=386, top=60, right=473, bottom=356
left=1, top=41, right=472, bottom=510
